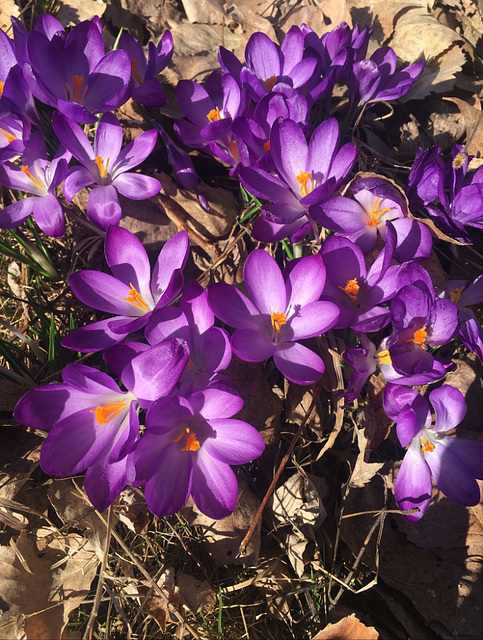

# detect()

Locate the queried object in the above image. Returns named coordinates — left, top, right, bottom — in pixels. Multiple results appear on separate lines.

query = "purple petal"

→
left=207, top=282, right=260, bottom=330
left=396, top=407, right=422, bottom=447
left=191, top=449, right=238, bottom=519
left=113, top=172, right=160, bottom=199
left=62, top=318, right=127, bottom=352
left=151, top=230, right=189, bottom=303
left=52, top=111, right=94, bottom=166
left=112, top=129, right=158, bottom=173
left=231, top=328, right=275, bottom=362
left=244, top=249, right=286, bottom=315
left=394, top=439, right=432, bottom=522
left=203, top=418, right=265, bottom=464
left=0, top=198, right=34, bottom=228
left=84, top=454, right=134, bottom=512
left=143, top=443, right=193, bottom=517
left=32, top=193, right=65, bottom=237
left=289, top=300, right=339, bottom=339
left=273, top=342, right=325, bottom=385
left=94, top=112, right=122, bottom=161
left=308, top=118, right=340, bottom=180
left=284, top=254, right=326, bottom=309
left=430, top=386, right=466, bottom=432
left=105, top=225, right=151, bottom=297
left=69, top=270, right=140, bottom=315
left=425, top=440, right=481, bottom=506
left=189, top=388, right=243, bottom=419
left=245, top=32, right=281, bottom=81
left=63, top=165, right=95, bottom=201
left=87, top=185, right=122, bottom=229
left=270, top=119, right=308, bottom=195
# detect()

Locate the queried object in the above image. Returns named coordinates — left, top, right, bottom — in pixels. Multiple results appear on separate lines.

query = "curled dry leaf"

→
left=140, top=567, right=178, bottom=633
left=180, top=0, right=224, bottom=24
left=444, top=96, right=483, bottom=157
left=311, top=613, right=379, bottom=640
left=115, top=487, right=150, bottom=535
left=350, top=427, right=385, bottom=489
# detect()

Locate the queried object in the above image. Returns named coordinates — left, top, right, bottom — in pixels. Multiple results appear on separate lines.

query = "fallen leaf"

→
left=177, top=572, right=216, bottom=613
left=311, top=613, right=379, bottom=639
left=55, top=0, right=106, bottom=26
left=444, top=96, right=483, bottom=156
left=141, top=567, right=178, bottom=633
left=180, top=0, right=224, bottom=24
left=271, top=473, right=327, bottom=532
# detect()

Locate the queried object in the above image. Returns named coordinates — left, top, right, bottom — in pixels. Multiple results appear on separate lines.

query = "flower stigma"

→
left=94, top=155, right=110, bottom=179
left=91, top=399, right=129, bottom=425
left=173, top=427, right=200, bottom=451
left=21, top=165, right=45, bottom=191
left=338, top=277, right=359, bottom=303
left=271, top=311, right=287, bottom=336
left=368, top=196, right=391, bottom=226
left=263, top=75, right=277, bottom=92
left=296, top=170, right=314, bottom=197
left=207, top=106, right=221, bottom=122
left=377, top=349, right=392, bottom=365
left=409, top=326, right=427, bottom=348
left=66, top=74, right=88, bottom=104
left=421, top=437, right=435, bottom=453
left=130, top=58, right=143, bottom=85
left=0, top=81, right=4, bottom=98
left=123, top=283, right=150, bottom=313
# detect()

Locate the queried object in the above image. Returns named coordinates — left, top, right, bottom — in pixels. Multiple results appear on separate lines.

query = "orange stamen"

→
left=263, top=140, right=270, bottom=153
left=450, top=287, right=464, bottom=305
left=0, top=81, right=4, bottom=98
left=296, top=170, right=314, bottom=197
left=368, top=196, right=391, bottom=226
left=409, top=326, right=427, bottom=348
left=130, top=58, right=143, bottom=85
left=173, top=427, right=200, bottom=451
left=91, top=399, right=129, bottom=425
left=421, top=438, right=435, bottom=453
left=270, top=311, right=287, bottom=335
left=227, top=140, right=239, bottom=161
left=66, top=74, right=88, bottom=104
left=0, top=127, right=16, bottom=144
left=377, top=349, right=392, bottom=365
left=21, top=165, right=45, bottom=190
left=94, top=155, right=110, bottom=179
left=207, top=106, right=221, bottom=122
left=338, top=277, right=359, bottom=303
left=264, top=75, right=277, bottom=92
left=123, top=283, right=150, bottom=313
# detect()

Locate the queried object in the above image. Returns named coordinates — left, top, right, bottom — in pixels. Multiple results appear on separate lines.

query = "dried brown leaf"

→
left=444, top=96, right=483, bottom=156
left=311, top=613, right=379, bottom=639
left=271, top=473, right=327, bottom=532
left=55, top=0, right=106, bottom=26
left=177, top=573, right=216, bottom=613
left=180, top=0, right=224, bottom=24
left=115, top=487, right=150, bottom=535
left=349, top=427, right=384, bottom=489
left=141, top=567, right=178, bottom=633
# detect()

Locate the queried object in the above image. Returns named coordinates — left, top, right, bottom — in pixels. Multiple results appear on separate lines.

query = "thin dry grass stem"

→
left=83, top=505, right=113, bottom=640
left=239, top=379, right=324, bottom=555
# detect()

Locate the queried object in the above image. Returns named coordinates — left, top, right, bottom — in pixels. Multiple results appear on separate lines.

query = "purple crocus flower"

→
left=23, top=18, right=132, bottom=124
left=343, top=333, right=393, bottom=404
left=0, top=129, right=69, bottom=236
left=384, top=384, right=483, bottom=521
left=53, top=111, right=160, bottom=230
left=239, top=117, right=357, bottom=242
left=386, top=262, right=459, bottom=382
left=317, top=174, right=432, bottom=261
left=118, top=30, right=173, bottom=107
left=146, top=280, right=232, bottom=395
left=13, top=339, right=189, bottom=511
left=0, top=115, right=29, bottom=163
left=0, top=24, right=38, bottom=123
left=319, top=232, right=399, bottom=332
left=208, top=250, right=340, bottom=385
left=133, top=387, right=265, bottom=519
left=62, top=226, right=189, bottom=352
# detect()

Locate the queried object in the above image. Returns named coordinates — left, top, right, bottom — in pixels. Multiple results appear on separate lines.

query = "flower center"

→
left=0, top=127, right=17, bottom=144
left=123, top=283, right=150, bottom=313
left=421, top=437, right=435, bottom=453
left=173, top=427, right=200, bottom=452
left=270, top=311, right=287, bottom=336
left=338, top=277, right=359, bottom=303
left=408, top=326, right=427, bottom=348
left=94, top=155, right=110, bottom=179
left=66, top=74, right=88, bottom=104
left=130, top=58, right=143, bottom=85
left=207, top=106, right=221, bottom=122
left=296, top=170, right=314, bottom=197
left=368, top=196, right=391, bottom=227
left=377, top=349, right=392, bottom=365
left=264, top=75, right=277, bottom=92
left=450, top=287, right=464, bottom=305
left=21, top=165, right=45, bottom=191
left=91, top=399, right=129, bottom=425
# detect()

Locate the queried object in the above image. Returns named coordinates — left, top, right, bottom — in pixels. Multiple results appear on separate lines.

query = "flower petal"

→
left=191, top=449, right=238, bottom=519
left=244, top=249, right=286, bottom=315
left=394, top=438, right=432, bottom=522
left=273, top=342, right=324, bottom=385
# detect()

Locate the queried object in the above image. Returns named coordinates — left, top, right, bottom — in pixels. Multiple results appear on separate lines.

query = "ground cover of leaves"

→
left=0, top=0, right=483, bottom=638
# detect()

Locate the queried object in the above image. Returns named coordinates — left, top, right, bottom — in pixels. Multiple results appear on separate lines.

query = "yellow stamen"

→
left=368, top=196, right=391, bottom=227
left=377, top=349, right=392, bottom=365
left=94, top=155, right=110, bottom=179
left=65, top=74, right=88, bottom=104
left=263, top=140, right=270, bottom=153
left=173, top=427, right=200, bottom=451
left=409, top=326, right=427, bottom=348
left=0, top=127, right=17, bottom=144
left=91, top=399, right=129, bottom=425
left=264, top=75, right=277, bottom=92
left=270, top=311, right=287, bottom=335
left=452, top=152, right=467, bottom=169
left=296, top=170, right=314, bottom=197
left=450, top=287, right=464, bottom=305
left=421, top=438, right=435, bottom=453
left=0, top=81, right=4, bottom=98
left=227, top=140, right=239, bottom=161
left=21, top=165, right=45, bottom=190
left=130, top=58, right=143, bottom=85
left=207, top=106, right=221, bottom=122
left=338, top=277, right=360, bottom=303
left=123, top=283, right=150, bottom=312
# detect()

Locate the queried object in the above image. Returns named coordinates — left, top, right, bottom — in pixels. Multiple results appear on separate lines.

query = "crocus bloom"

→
left=208, top=250, right=340, bottom=385
left=62, top=226, right=189, bottom=352
left=53, top=112, right=160, bottom=230
left=319, top=232, right=399, bottom=332
left=384, top=384, right=483, bottom=521
left=118, top=30, right=173, bottom=107
left=0, top=129, right=69, bottom=236
left=13, top=339, right=189, bottom=512
left=23, top=18, right=132, bottom=123
left=133, top=388, right=265, bottom=519
left=386, top=262, right=459, bottom=382
left=239, top=117, right=357, bottom=242
left=0, top=115, right=29, bottom=163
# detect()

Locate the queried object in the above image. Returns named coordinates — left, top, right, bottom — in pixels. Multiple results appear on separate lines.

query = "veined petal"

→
left=191, top=449, right=238, bottom=519
left=394, top=438, right=432, bottom=522
left=113, top=172, right=161, bottom=199
left=202, top=418, right=265, bottom=464
left=87, top=185, right=122, bottom=230
left=425, top=440, right=481, bottom=506
left=430, top=386, right=466, bottom=432
left=244, top=249, right=286, bottom=315
left=273, top=342, right=324, bottom=385
left=105, top=225, right=152, bottom=299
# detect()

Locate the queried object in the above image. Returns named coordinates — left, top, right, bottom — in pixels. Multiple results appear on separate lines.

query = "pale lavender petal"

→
left=290, top=300, right=339, bottom=339
left=105, top=225, right=151, bottom=296
left=425, top=441, right=481, bottom=506
left=202, top=419, right=265, bottom=464
left=63, top=165, right=95, bottom=201
left=14, top=384, right=76, bottom=430
left=308, top=118, right=340, bottom=180
left=62, top=318, right=128, bottom=352
left=285, top=254, right=326, bottom=309
left=245, top=32, right=281, bottom=80
left=244, top=249, right=286, bottom=315
left=270, top=119, right=308, bottom=194
left=151, top=230, right=189, bottom=302
left=189, top=388, right=243, bottom=419
left=52, top=112, right=94, bottom=166
left=0, top=198, right=34, bottom=227
left=394, top=439, right=432, bottom=522
left=208, top=282, right=260, bottom=330
left=113, top=172, right=161, bottom=199
left=32, top=193, right=65, bottom=237
left=87, top=185, right=122, bottom=229
left=273, top=342, right=324, bottom=385
left=112, top=129, right=158, bottom=173
left=69, top=270, right=140, bottom=315
left=430, top=386, right=466, bottom=432
left=428, top=299, right=458, bottom=345
left=191, top=449, right=238, bottom=519
left=94, top=112, right=122, bottom=161
left=396, top=408, right=422, bottom=448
